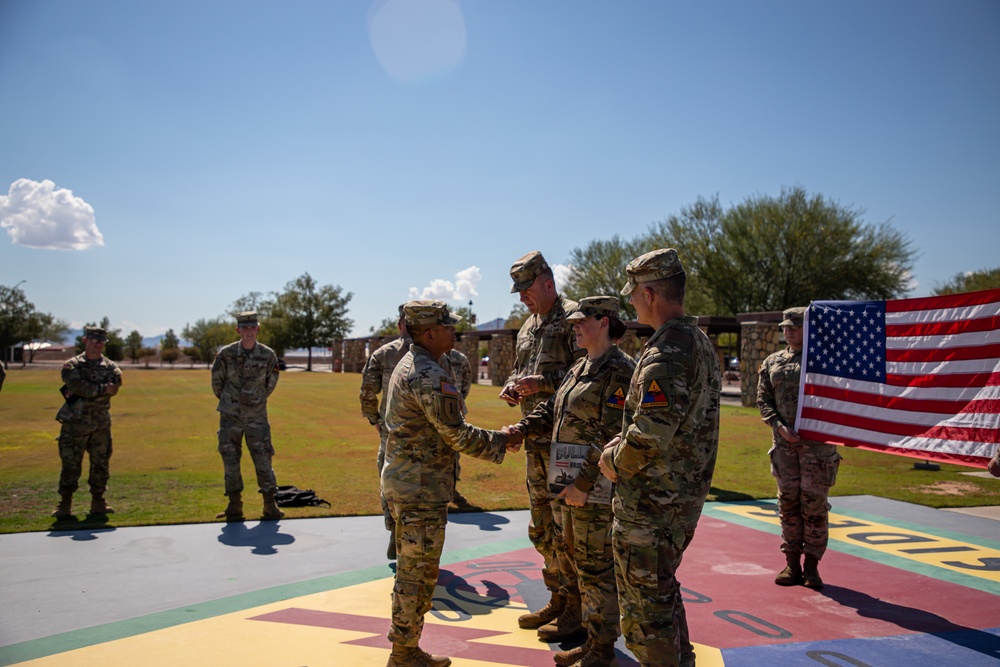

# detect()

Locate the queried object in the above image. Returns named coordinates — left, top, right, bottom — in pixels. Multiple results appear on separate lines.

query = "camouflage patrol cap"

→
left=566, top=296, right=620, bottom=321
left=779, top=306, right=807, bottom=328
left=620, top=248, right=685, bottom=295
left=84, top=326, right=108, bottom=341
left=509, top=251, right=550, bottom=293
left=403, top=300, right=463, bottom=327
left=236, top=311, right=259, bottom=327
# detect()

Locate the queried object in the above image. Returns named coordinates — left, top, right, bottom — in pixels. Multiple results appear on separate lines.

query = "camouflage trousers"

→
left=560, top=501, right=619, bottom=645
left=612, top=518, right=694, bottom=667
left=386, top=502, right=448, bottom=647
left=377, top=432, right=392, bottom=530
left=218, top=418, right=277, bottom=496
left=57, top=422, right=113, bottom=495
left=526, top=447, right=575, bottom=596
left=769, top=441, right=842, bottom=559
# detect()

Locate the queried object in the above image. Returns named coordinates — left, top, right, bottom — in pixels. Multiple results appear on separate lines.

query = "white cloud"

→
left=552, top=264, right=574, bottom=292
left=0, top=178, right=103, bottom=250
left=409, top=265, right=482, bottom=301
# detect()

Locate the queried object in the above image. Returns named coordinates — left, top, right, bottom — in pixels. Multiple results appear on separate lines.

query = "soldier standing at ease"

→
left=599, top=249, right=721, bottom=667
left=212, top=311, right=284, bottom=522
left=757, top=306, right=842, bottom=590
left=360, top=305, right=413, bottom=557
left=500, top=250, right=583, bottom=635
left=382, top=300, right=518, bottom=667
left=52, top=326, right=123, bottom=518
left=440, top=345, right=474, bottom=510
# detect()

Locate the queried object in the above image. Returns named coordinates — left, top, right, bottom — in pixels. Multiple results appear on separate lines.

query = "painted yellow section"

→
left=13, top=574, right=726, bottom=666
left=716, top=504, right=1000, bottom=583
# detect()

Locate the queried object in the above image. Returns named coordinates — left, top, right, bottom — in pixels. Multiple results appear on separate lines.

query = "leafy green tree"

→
left=452, top=305, right=476, bottom=333
left=371, top=316, right=400, bottom=337
left=21, top=312, right=71, bottom=363
left=125, top=331, right=143, bottom=364
left=505, top=303, right=529, bottom=329
left=160, top=329, right=180, bottom=367
left=273, top=273, right=353, bottom=371
left=138, top=346, right=157, bottom=368
left=0, top=283, right=35, bottom=363
left=648, top=187, right=914, bottom=316
left=562, top=235, right=646, bottom=319
left=75, top=317, right=125, bottom=361
left=933, top=267, right=1000, bottom=295
left=182, top=346, right=201, bottom=367
left=182, top=318, right=231, bottom=368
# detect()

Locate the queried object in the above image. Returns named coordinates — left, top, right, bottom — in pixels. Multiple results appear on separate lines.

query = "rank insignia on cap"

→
left=606, top=386, right=626, bottom=410
left=441, top=381, right=459, bottom=397
left=641, top=379, right=669, bottom=408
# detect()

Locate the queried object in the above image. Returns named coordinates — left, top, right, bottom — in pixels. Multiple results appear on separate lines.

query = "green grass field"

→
left=1, top=367, right=998, bottom=534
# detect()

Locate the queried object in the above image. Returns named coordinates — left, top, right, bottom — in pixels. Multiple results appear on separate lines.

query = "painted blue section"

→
left=720, top=627, right=1000, bottom=666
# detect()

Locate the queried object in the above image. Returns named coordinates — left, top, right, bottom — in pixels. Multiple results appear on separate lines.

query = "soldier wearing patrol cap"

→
left=507, top=295, right=635, bottom=666
left=52, top=326, right=123, bottom=518
left=211, top=311, right=284, bottom=522
left=382, top=300, right=518, bottom=667
left=757, top=306, right=842, bottom=591
left=598, top=249, right=721, bottom=667
left=500, top=250, right=584, bottom=634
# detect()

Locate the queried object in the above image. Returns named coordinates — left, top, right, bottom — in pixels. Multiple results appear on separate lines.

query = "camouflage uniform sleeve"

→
left=264, top=348, right=279, bottom=397
left=210, top=348, right=226, bottom=399
left=61, top=358, right=106, bottom=398
left=756, top=354, right=782, bottom=429
left=516, top=395, right=556, bottom=439
left=458, top=354, right=473, bottom=400
left=110, top=360, right=123, bottom=386
left=415, top=370, right=508, bottom=463
left=359, top=349, right=384, bottom=425
left=610, top=363, right=685, bottom=481
left=577, top=366, right=632, bottom=492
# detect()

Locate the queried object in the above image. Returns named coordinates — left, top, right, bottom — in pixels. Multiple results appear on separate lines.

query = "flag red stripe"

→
left=802, top=383, right=1000, bottom=415
left=885, top=372, right=1000, bottom=388
left=885, top=342, right=1000, bottom=363
left=799, top=407, right=1000, bottom=443
left=885, top=288, right=1000, bottom=313
left=886, top=314, right=1000, bottom=337
left=796, top=429, right=991, bottom=468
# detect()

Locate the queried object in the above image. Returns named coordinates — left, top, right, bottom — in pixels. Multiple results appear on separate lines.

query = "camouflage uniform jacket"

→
left=603, top=316, right=721, bottom=537
left=58, top=354, right=123, bottom=425
left=382, top=343, right=508, bottom=504
left=359, top=335, right=413, bottom=426
left=508, top=295, right=582, bottom=448
left=518, top=346, right=635, bottom=493
left=211, top=341, right=279, bottom=420
left=757, top=346, right=815, bottom=447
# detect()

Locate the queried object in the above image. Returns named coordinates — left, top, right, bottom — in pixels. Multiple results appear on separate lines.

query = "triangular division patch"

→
left=641, top=378, right=670, bottom=407
left=606, top=385, right=626, bottom=409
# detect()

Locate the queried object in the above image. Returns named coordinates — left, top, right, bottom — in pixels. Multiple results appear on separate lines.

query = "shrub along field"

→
left=1, top=367, right=998, bottom=534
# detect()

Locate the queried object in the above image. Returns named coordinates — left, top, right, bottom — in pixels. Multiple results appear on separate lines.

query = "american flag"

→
left=795, top=288, right=1000, bottom=468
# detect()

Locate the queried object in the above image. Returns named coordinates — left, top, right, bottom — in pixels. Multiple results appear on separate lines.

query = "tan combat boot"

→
left=774, top=553, right=803, bottom=586
left=216, top=493, right=244, bottom=522
left=554, top=638, right=591, bottom=666
left=803, top=555, right=824, bottom=590
left=385, top=643, right=451, bottom=667
left=90, top=492, right=115, bottom=515
left=571, top=641, right=617, bottom=667
left=51, top=493, right=73, bottom=518
left=262, top=490, right=285, bottom=520
left=537, top=594, right=585, bottom=642
left=517, top=592, right=565, bottom=629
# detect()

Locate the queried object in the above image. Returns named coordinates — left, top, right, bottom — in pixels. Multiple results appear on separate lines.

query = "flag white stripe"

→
left=796, top=418, right=996, bottom=458
left=887, top=358, right=1000, bottom=375
left=801, top=396, right=997, bottom=429
left=803, top=372, right=1000, bottom=401
left=885, top=329, right=1000, bottom=349
left=886, top=301, right=1000, bottom=324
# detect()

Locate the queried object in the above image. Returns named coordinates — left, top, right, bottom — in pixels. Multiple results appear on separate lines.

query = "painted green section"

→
left=0, top=536, right=533, bottom=666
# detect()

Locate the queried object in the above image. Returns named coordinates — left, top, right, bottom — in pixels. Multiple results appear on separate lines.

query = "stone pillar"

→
left=739, top=321, right=784, bottom=407
left=488, top=331, right=517, bottom=387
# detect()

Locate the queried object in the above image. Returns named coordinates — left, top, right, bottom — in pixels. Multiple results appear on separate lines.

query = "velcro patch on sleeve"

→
left=640, top=378, right=670, bottom=409
left=441, top=381, right=459, bottom=397
left=605, top=385, right=627, bottom=410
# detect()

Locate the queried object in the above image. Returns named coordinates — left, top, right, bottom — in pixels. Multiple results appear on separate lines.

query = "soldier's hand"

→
left=559, top=484, right=588, bottom=508
left=598, top=454, right=617, bottom=483
left=778, top=424, right=801, bottom=443
left=502, top=425, right=524, bottom=451
left=988, top=453, right=1000, bottom=478
left=513, top=375, right=542, bottom=397
left=105, top=384, right=119, bottom=396
left=603, top=435, right=621, bottom=450
left=499, top=384, right=521, bottom=406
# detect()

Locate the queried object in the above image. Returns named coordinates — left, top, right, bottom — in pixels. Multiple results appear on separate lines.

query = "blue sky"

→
left=1, top=0, right=998, bottom=339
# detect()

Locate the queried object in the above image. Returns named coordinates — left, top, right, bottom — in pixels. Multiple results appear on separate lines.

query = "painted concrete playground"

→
left=1, top=495, right=999, bottom=666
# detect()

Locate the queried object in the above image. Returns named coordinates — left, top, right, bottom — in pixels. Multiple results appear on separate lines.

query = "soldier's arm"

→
left=265, top=352, right=279, bottom=397
left=61, top=361, right=107, bottom=398
left=418, top=374, right=507, bottom=464
left=359, top=352, right=383, bottom=425
left=577, top=368, right=631, bottom=491
left=515, top=395, right=555, bottom=439
left=210, top=350, right=226, bottom=399
left=756, top=357, right=782, bottom=429
left=609, top=367, right=685, bottom=481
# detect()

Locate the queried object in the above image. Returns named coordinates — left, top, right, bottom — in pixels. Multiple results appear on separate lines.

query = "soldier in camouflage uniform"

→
left=757, top=306, right=842, bottom=590
left=360, top=305, right=413, bottom=557
left=500, top=250, right=583, bottom=634
left=440, top=346, right=474, bottom=510
left=52, top=326, right=123, bottom=518
left=599, top=249, right=721, bottom=667
left=509, top=296, right=635, bottom=666
left=382, top=300, right=516, bottom=667
left=211, top=311, right=283, bottom=522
